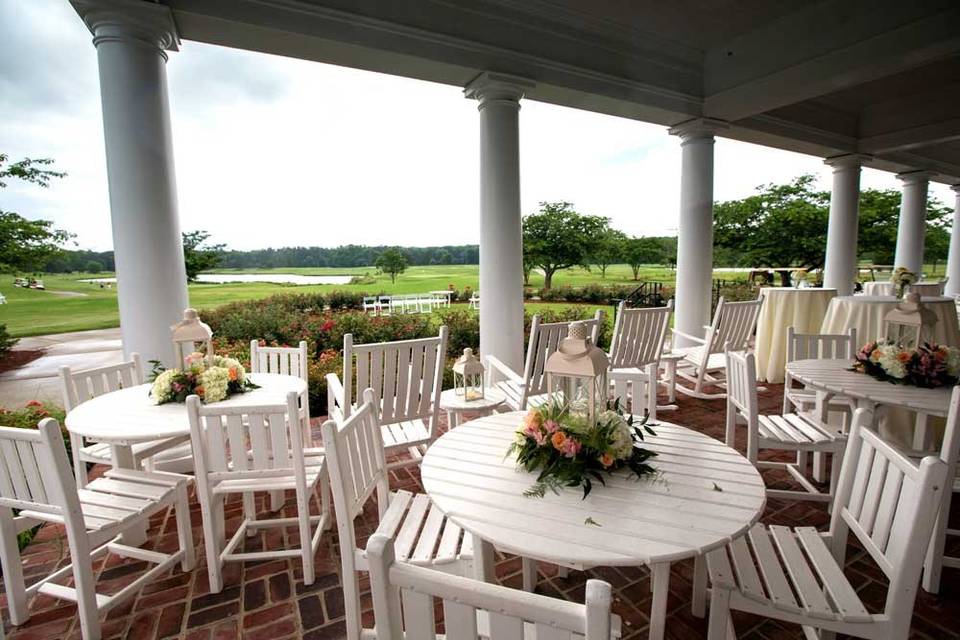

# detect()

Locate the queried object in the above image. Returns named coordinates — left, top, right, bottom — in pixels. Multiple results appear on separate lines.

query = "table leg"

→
left=691, top=555, right=707, bottom=618
left=111, top=445, right=147, bottom=546
left=648, top=562, right=670, bottom=640
left=446, top=410, right=459, bottom=429
left=473, top=537, right=496, bottom=583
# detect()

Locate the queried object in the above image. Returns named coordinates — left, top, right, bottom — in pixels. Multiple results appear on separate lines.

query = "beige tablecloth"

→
left=820, top=295, right=960, bottom=348
left=754, top=287, right=837, bottom=383
left=862, top=281, right=894, bottom=296
left=862, top=281, right=943, bottom=296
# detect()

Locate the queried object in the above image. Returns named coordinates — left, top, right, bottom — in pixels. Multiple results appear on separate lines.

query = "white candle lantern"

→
left=543, top=321, right=609, bottom=426
left=453, top=348, right=485, bottom=401
left=171, top=308, right=214, bottom=366
left=883, top=293, right=938, bottom=348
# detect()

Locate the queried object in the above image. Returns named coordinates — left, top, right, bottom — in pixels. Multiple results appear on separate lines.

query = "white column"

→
left=73, top=0, right=189, bottom=368
left=668, top=118, right=728, bottom=348
left=822, top=155, right=869, bottom=295
left=893, top=170, right=932, bottom=275
left=946, top=185, right=960, bottom=296
left=464, top=72, right=534, bottom=372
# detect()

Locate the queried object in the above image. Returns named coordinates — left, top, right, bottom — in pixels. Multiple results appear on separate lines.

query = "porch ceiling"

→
left=160, top=0, right=960, bottom=183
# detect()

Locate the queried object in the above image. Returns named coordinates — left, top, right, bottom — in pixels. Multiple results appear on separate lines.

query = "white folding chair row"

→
left=59, top=354, right=191, bottom=487
left=726, top=350, right=846, bottom=505
left=705, top=407, right=948, bottom=640
left=0, top=419, right=194, bottom=640
left=608, top=301, right=673, bottom=419
left=327, top=328, right=448, bottom=469
left=486, top=312, right=604, bottom=412
left=669, top=297, right=763, bottom=399
left=187, top=391, right=330, bottom=593
left=363, top=296, right=380, bottom=315
left=322, top=390, right=474, bottom=640
left=365, top=531, right=620, bottom=640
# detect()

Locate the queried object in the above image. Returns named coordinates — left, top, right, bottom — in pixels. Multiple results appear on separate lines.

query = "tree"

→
left=622, top=236, right=665, bottom=280
left=522, top=202, right=609, bottom=290
left=84, top=260, right=104, bottom=273
left=592, top=228, right=627, bottom=278
left=374, top=248, right=409, bottom=283
left=182, top=230, right=225, bottom=282
left=0, top=154, right=72, bottom=273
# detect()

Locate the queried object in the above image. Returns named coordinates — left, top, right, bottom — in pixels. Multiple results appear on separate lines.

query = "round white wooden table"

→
left=438, top=387, right=506, bottom=427
left=754, top=287, right=837, bottom=383
left=421, top=411, right=766, bottom=640
left=820, top=295, right=960, bottom=348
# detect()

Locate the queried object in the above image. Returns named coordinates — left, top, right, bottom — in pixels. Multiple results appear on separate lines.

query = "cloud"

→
left=2, top=0, right=954, bottom=252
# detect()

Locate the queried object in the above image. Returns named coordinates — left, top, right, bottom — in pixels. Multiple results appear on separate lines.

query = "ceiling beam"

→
left=702, top=0, right=960, bottom=122
left=860, top=118, right=960, bottom=154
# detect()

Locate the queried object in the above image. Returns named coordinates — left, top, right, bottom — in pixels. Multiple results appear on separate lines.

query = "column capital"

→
left=824, top=154, right=871, bottom=170
left=71, top=0, right=179, bottom=56
left=668, top=118, right=729, bottom=141
left=464, top=72, right=535, bottom=109
left=896, top=170, right=934, bottom=185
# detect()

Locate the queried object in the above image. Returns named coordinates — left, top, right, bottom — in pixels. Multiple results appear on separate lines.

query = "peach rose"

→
left=600, top=453, right=614, bottom=467
left=551, top=431, right=567, bottom=450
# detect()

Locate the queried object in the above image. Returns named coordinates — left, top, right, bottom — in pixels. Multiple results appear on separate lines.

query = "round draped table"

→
left=861, top=281, right=894, bottom=296
left=820, top=296, right=960, bottom=347
left=862, top=282, right=943, bottom=297
left=421, top=411, right=765, bottom=640
left=754, top=287, right=837, bottom=383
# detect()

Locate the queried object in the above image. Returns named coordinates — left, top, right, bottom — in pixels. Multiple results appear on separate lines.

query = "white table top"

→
left=785, top=358, right=952, bottom=418
left=65, top=373, right=307, bottom=444
left=439, top=387, right=507, bottom=412
left=421, top=412, right=766, bottom=568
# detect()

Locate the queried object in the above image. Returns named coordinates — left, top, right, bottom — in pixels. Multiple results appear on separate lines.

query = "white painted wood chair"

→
left=782, top=327, right=857, bottom=415
left=469, top=291, right=480, bottom=310
left=920, top=386, right=960, bottom=594
left=486, top=312, right=604, bottom=412
left=608, top=301, right=673, bottom=419
left=0, top=418, right=194, bottom=640
left=250, top=339, right=308, bottom=379
left=366, top=531, right=620, bottom=640
left=378, top=295, right=393, bottom=315
left=363, top=296, right=380, bottom=315
left=321, top=390, right=474, bottom=640
left=186, top=391, right=330, bottom=593
left=726, top=349, right=846, bottom=504
left=705, top=407, right=948, bottom=640
left=670, top=297, right=763, bottom=399
left=326, top=327, right=448, bottom=469
left=59, top=354, right=190, bottom=487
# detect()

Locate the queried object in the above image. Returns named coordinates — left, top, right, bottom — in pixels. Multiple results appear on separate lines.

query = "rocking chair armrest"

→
left=670, top=328, right=707, bottom=345
left=485, top=355, right=525, bottom=386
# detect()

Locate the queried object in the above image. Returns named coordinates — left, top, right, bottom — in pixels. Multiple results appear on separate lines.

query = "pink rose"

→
left=561, top=437, right=582, bottom=458
left=543, top=420, right=559, bottom=434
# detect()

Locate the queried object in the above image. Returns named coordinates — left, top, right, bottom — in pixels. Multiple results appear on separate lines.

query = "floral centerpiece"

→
left=508, top=399, right=658, bottom=498
left=853, top=340, right=960, bottom=388
left=791, top=269, right=808, bottom=288
left=150, top=352, right=259, bottom=404
left=890, top=267, right=917, bottom=297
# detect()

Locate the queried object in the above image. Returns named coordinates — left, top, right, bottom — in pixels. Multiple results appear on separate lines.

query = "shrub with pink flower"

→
left=508, top=399, right=657, bottom=498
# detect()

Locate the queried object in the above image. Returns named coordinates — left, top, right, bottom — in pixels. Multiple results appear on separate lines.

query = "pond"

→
left=79, top=273, right=355, bottom=286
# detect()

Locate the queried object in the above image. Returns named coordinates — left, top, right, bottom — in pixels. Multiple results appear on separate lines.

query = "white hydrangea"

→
left=598, top=410, right=634, bottom=460
left=213, top=355, right=246, bottom=382
left=877, top=344, right=908, bottom=379
left=151, top=369, right=178, bottom=404
left=200, top=366, right=231, bottom=403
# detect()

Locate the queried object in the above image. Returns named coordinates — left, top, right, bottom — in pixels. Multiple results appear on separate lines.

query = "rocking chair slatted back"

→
left=609, top=301, right=673, bottom=369
left=524, top=311, right=604, bottom=399
left=704, top=298, right=763, bottom=355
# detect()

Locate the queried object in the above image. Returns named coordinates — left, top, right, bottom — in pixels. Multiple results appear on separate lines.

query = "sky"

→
left=1, top=0, right=956, bottom=252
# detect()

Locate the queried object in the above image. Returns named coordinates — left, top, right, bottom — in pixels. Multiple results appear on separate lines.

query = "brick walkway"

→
left=2, top=385, right=959, bottom=639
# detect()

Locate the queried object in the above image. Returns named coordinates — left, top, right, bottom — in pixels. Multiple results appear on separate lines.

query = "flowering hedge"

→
left=204, top=297, right=608, bottom=416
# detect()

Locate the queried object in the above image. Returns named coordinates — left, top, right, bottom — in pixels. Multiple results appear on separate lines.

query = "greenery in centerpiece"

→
left=507, top=398, right=658, bottom=499
left=853, top=340, right=960, bottom=388
left=150, top=352, right=259, bottom=404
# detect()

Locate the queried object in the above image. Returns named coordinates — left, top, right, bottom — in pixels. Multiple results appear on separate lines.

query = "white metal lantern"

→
left=883, top=293, right=938, bottom=348
left=543, top=321, right=609, bottom=426
left=453, top=348, right=485, bottom=401
left=171, top=308, right=214, bottom=367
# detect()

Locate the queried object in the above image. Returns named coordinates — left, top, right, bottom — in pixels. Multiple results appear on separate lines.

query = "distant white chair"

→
left=608, top=301, right=673, bottom=419
left=363, top=296, right=380, bottom=315
left=487, top=312, right=604, bottom=412
left=705, top=407, right=948, bottom=640
left=378, top=295, right=393, bottom=315
left=186, top=391, right=329, bottom=593
left=726, top=349, right=846, bottom=504
left=669, top=296, right=763, bottom=399
left=322, top=390, right=474, bottom=640
left=468, top=291, right=480, bottom=310
left=0, top=293, right=6, bottom=304
left=366, top=531, right=619, bottom=640
left=59, top=354, right=191, bottom=487
left=0, top=418, right=194, bottom=640
left=326, top=327, right=448, bottom=468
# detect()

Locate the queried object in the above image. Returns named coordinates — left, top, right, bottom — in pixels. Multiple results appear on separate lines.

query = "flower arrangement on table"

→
left=150, top=352, right=260, bottom=404
left=853, top=340, right=960, bottom=388
left=791, top=269, right=808, bottom=288
left=890, top=267, right=918, bottom=297
left=507, top=399, right=658, bottom=498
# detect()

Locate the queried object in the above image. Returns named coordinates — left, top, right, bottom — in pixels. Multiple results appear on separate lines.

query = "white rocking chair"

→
left=326, top=327, right=448, bottom=469
left=608, top=301, right=673, bottom=419
left=0, top=419, right=194, bottom=640
left=670, top=297, right=763, bottom=400
left=705, top=407, right=948, bottom=640
left=486, top=312, right=604, bottom=411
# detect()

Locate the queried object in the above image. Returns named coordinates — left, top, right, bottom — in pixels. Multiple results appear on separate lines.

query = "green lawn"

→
left=0, top=263, right=944, bottom=338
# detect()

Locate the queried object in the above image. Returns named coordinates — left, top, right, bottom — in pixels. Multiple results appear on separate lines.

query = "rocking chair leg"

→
left=522, top=558, right=537, bottom=592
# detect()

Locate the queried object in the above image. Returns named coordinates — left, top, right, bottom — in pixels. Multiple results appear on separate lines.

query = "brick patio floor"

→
left=2, top=384, right=959, bottom=639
